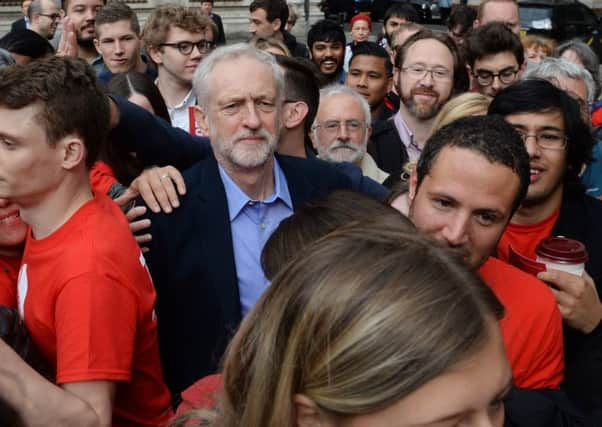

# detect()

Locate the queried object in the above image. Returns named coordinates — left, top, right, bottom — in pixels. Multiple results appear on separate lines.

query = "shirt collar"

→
left=218, top=157, right=293, bottom=222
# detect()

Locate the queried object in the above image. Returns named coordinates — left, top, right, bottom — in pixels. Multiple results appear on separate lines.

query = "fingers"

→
left=114, top=187, right=139, bottom=210
left=137, top=166, right=183, bottom=214
left=538, top=269, right=581, bottom=295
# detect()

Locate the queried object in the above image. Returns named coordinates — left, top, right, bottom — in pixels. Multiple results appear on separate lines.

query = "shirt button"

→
left=260, top=223, right=266, bottom=229
left=248, top=201, right=255, bottom=206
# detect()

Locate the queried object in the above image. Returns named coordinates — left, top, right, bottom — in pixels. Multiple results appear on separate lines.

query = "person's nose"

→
left=440, top=213, right=470, bottom=247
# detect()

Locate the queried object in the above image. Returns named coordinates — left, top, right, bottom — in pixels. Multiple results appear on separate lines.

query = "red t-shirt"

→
left=17, top=194, right=172, bottom=427
left=497, top=209, right=560, bottom=262
left=0, top=256, right=19, bottom=308
left=479, top=257, right=564, bottom=389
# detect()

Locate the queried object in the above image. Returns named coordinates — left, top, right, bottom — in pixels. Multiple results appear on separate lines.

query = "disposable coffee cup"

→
left=535, top=236, right=588, bottom=276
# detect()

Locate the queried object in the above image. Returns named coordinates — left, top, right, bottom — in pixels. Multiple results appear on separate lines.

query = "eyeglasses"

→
left=401, top=65, right=452, bottom=82
left=313, top=119, right=368, bottom=134
left=474, top=67, right=518, bottom=86
left=514, top=129, right=568, bottom=150
left=160, top=40, right=216, bottom=55
left=39, top=12, right=61, bottom=20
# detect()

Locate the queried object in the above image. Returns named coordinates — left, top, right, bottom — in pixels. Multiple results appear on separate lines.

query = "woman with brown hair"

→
left=178, top=215, right=511, bottom=426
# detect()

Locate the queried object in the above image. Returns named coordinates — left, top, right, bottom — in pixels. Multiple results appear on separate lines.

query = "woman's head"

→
left=430, top=92, right=492, bottom=135
left=107, top=71, right=171, bottom=123
left=522, top=35, right=555, bottom=64
left=219, top=221, right=510, bottom=427
left=249, top=36, right=291, bottom=56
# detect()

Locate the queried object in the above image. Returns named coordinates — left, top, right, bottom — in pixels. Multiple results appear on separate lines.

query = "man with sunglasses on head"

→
left=465, top=22, right=525, bottom=98
left=144, top=5, right=217, bottom=134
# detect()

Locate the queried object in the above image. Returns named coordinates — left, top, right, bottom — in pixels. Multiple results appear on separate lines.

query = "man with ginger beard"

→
left=368, top=30, right=468, bottom=177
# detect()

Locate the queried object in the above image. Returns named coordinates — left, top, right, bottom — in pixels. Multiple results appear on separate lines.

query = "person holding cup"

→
left=490, top=79, right=602, bottom=424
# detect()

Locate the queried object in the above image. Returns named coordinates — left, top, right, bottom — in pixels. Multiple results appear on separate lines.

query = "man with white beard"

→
left=312, top=85, right=389, bottom=183
left=368, top=30, right=468, bottom=178
left=139, top=44, right=353, bottom=397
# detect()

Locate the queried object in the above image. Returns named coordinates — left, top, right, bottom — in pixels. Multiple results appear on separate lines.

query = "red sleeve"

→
left=0, top=258, right=19, bottom=308
left=176, top=374, right=223, bottom=416
left=89, top=161, right=118, bottom=196
left=54, top=272, right=138, bottom=384
left=509, top=292, right=565, bottom=389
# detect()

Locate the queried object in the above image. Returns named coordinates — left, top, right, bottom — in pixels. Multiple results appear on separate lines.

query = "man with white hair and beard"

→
left=312, top=85, right=389, bottom=183
left=140, top=44, right=353, bottom=398
left=368, top=30, right=468, bottom=177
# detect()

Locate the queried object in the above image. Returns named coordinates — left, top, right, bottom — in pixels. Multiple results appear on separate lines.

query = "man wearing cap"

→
left=490, top=79, right=602, bottom=424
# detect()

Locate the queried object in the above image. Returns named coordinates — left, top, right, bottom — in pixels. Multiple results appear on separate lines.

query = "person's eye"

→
left=347, top=120, right=362, bottom=130
left=500, top=70, right=516, bottom=78
left=257, top=100, right=275, bottom=112
left=349, top=70, right=361, bottom=76
left=178, top=42, right=192, bottom=51
left=0, top=138, right=15, bottom=150
left=540, top=133, right=561, bottom=141
left=476, top=212, right=497, bottom=226
left=325, top=122, right=340, bottom=131
left=222, top=104, right=239, bottom=114
left=433, top=69, right=449, bottom=78
left=368, top=73, right=381, bottom=79
left=433, top=198, right=452, bottom=209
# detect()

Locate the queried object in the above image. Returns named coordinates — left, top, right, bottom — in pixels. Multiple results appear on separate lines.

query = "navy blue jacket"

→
left=143, top=152, right=352, bottom=397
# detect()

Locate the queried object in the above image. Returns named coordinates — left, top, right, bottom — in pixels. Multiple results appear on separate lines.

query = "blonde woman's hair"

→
left=430, top=92, right=492, bottom=135
left=204, top=222, right=503, bottom=427
left=249, top=36, right=291, bottom=56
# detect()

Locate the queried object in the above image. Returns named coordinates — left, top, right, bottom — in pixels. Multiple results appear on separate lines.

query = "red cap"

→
left=350, top=14, right=372, bottom=31
left=536, top=236, right=589, bottom=264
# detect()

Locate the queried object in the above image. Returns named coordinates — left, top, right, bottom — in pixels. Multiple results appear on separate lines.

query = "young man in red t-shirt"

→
left=401, top=115, right=565, bottom=393
left=490, top=78, right=602, bottom=422
left=0, top=56, right=172, bottom=426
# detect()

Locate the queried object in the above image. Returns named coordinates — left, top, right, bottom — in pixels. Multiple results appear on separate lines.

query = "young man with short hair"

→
left=200, top=0, right=225, bottom=45
left=377, top=3, right=419, bottom=50
left=143, top=5, right=217, bottom=134
left=307, top=19, right=346, bottom=86
left=465, top=22, right=525, bottom=98
left=93, top=1, right=155, bottom=84
left=490, top=79, right=602, bottom=423
left=248, top=0, right=308, bottom=58
left=399, top=115, right=565, bottom=394
left=345, top=41, right=394, bottom=122
left=0, top=55, right=172, bottom=427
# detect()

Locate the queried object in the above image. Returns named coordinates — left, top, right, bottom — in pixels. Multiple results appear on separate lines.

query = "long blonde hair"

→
left=209, top=222, right=503, bottom=426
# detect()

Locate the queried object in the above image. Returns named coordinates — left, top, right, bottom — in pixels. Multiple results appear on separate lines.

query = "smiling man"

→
left=307, top=19, right=346, bottom=86
left=93, top=1, right=155, bottom=85
left=490, top=79, right=602, bottom=423
left=345, top=41, right=394, bottom=123
left=144, top=5, right=217, bottom=134
left=368, top=30, right=467, bottom=177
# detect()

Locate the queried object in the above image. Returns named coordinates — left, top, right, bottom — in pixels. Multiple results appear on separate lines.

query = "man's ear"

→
left=284, top=101, right=309, bottom=130
left=408, top=167, right=419, bottom=203
left=147, top=46, right=163, bottom=65
left=93, top=38, right=101, bottom=54
left=194, top=105, right=209, bottom=136
left=272, top=18, right=282, bottom=33
left=293, top=394, right=332, bottom=427
left=386, top=75, right=393, bottom=93
left=60, top=136, right=86, bottom=170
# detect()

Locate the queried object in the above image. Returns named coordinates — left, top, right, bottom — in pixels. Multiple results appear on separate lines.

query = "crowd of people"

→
left=0, top=0, right=601, bottom=425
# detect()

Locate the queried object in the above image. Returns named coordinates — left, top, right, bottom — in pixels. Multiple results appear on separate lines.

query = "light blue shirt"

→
left=218, top=159, right=294, bottom=316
